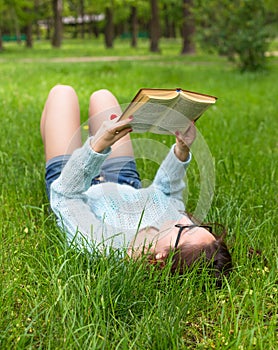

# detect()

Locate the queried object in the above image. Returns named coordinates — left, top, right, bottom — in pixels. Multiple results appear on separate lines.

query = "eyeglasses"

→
left=174, top=224, right=213, bottom=249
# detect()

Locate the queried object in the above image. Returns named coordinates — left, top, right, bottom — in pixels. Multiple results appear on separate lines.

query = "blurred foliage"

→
left=0, top=0, right=277, bottom=71
left=193, top=0, right=276, bottom=71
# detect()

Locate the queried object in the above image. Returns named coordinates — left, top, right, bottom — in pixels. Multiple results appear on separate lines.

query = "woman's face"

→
left=128, top=216, right=216, bottom=258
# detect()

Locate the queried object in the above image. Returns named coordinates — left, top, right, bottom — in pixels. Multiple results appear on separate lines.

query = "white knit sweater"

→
left=51, top=137, right=191, bottom=250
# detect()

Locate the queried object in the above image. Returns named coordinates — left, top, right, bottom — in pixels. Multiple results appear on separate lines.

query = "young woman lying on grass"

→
left=40, top=85, right=232, bottom=285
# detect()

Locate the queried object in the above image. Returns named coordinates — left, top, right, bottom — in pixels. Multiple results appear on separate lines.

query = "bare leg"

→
left=88, top=89, right=134, bottom=158
left=40, top=85, right=82, bottom=162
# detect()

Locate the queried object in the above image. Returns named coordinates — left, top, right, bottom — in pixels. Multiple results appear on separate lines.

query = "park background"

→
left=0, top=1, right=277, bottom=349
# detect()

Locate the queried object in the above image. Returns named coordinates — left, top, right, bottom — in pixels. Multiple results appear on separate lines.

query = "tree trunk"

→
left=130, top=5, right=138, bottom=48
left=34, top=0, right=41, bottom=40
left=45, top=19, right=51, bottom=40
left=149, top=0, right=160, bottom=52
left=181, top=0, right=195, bottom=54
left=25, top=23, right=33, bottom=48
left=104, top=7, right=114, bottom=48
left=80, top=0, right=85, bottom=39
left=52, top=0, right=63, bottom=48
left=92, top=23, right=99, bottom=38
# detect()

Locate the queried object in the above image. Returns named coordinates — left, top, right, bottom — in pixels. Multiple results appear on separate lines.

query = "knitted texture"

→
left=51, top=137, right=192, bottom=250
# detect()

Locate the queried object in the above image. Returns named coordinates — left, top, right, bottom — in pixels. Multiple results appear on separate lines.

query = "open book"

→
left=119, top=88, right=217, bottom=134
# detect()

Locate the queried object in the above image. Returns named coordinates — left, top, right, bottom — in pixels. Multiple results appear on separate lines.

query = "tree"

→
left=0, top=0, right=7, bottom=51
left=130, top=4, right=138, bottom=47
left=0, top=0, right=34, bottom=48
left=24, top=14, right=33, bottom=48
left=52, top=0, right=63, bottom=47
left=193, top=0, right=273, bottom=71
left=18, top=0, right=37, bottom=48
left=160, top=0, right=195, bottom=55
left=149, top=0, right=160, bottom=52
left=124, top=0, right=149, bottom=48
left=79, top=0, right=85, bottom=38
left=66, top=0, right=92, bottom=39
left=104, top=5, right=114, bottom=48
left=181, top=0, right=195, bottom=54
left=162, top=2, right=176, bottom=38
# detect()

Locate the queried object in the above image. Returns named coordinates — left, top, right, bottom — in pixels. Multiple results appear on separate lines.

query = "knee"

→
left=49, top=84, right=77, bottom=99
left=89, top=89, right=114, bottom=104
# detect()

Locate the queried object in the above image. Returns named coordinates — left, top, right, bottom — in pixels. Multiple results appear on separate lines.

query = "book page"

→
left=120, top=89, right=216, bottom=135
left=128, top=99, right=177, bottom=134
left=170, top=95, right=211, bottom=121
left=129, top=96, right=211, bottom=134
left=140, top=89, right=178, bottom=100
left=181, top=90, right=216, bottom=103
left=121, top=94, right=177, bottom=120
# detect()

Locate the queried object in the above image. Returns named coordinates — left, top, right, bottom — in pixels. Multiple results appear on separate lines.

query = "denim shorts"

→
left=45, top=154, right=142, bottom=200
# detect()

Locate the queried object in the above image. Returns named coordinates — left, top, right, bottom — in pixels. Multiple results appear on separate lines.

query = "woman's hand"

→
left=174, top=122, right=196, bottom=162
left=90, top=115, right=133, bottom=153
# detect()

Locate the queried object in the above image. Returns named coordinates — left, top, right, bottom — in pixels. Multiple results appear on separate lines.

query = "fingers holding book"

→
left=174, top=122, right=196, bottom=162
left=90, top=115, right=133, bottom=153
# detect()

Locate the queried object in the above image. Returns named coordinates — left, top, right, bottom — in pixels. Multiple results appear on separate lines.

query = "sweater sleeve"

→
left=152, top=144, right=192, bottom=201
left=50, top=137, right=114, bottom=249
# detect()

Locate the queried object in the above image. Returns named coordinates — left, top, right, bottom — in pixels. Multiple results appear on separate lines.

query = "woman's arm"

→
left=50, top=138, right=113, bottom=248
left=152, top=123, right=196, bottom=200
left=50, top=116, right=134, bottom=249
left=152, top=145, right=192, bottom=200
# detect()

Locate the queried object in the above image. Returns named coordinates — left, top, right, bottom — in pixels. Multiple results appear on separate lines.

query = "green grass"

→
left=0, top=38, right=277, bottom=349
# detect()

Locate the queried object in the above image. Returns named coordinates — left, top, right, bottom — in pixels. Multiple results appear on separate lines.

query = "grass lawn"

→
left=0, top=38, right=277, bottom=349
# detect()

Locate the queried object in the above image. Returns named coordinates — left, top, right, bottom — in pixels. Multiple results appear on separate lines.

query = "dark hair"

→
left=149, top=224, right=232, bottom=287
left=170, top=238, right=232, bottom=285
